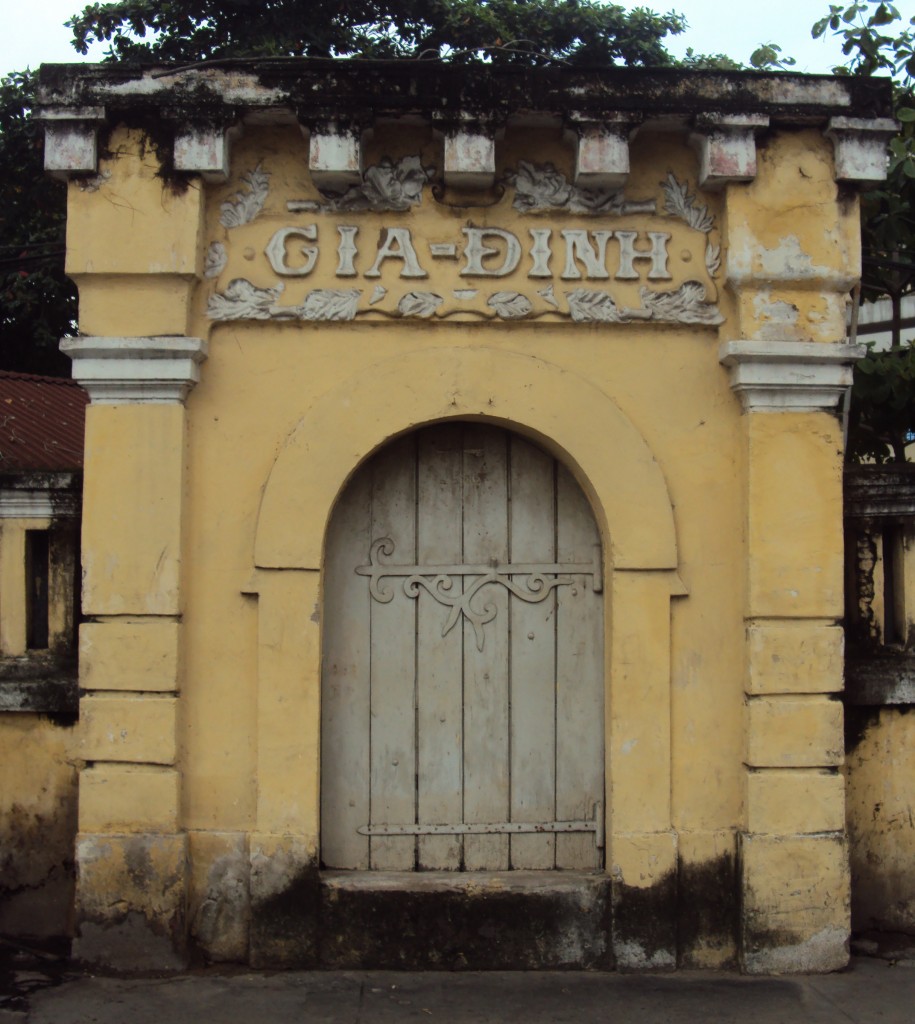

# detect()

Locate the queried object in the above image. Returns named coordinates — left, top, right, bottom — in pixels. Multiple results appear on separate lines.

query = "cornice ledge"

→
left=718, top=340, right=864, bottom=412
left=60, top=336, right=208, bottom=405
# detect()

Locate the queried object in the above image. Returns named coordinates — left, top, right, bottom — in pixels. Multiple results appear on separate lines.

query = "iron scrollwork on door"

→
left=356, top=536, right=602, bottom=650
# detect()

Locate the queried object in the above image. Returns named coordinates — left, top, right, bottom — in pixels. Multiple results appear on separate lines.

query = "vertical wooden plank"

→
left=462, top=425, right=510, bottom=870
left=369, top=435, right=417, bottom=870
left=555, top=464, right=604, bottom=869
left=416, top=425, right=464, bottom=869
left=509, top=438, right=557, bottom=869
left=321, top=461, right=372, bottom=869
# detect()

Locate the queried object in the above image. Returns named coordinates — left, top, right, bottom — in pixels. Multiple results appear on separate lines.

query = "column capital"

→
left=37, top=106, right=106, bottom=178
left=304, top=121, right=365, bottom=192
left=690, top=112, right=769, bottom=190
left=61, top=336, right=208, bottom=405
left=173, top=124, right=239, bottom=182
left=719, top=340, right=863, bottom=412
left=432, top=111, right=497, bottom=190
left=566, top=110, right=641, bottom=190
left=826, top=116, right=897, bottom=183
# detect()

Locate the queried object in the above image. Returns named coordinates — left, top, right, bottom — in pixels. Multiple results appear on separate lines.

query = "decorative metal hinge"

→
left=356, top=537, right=602, bottom=650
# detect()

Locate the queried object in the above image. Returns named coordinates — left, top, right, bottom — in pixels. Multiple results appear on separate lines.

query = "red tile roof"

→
left=0, top=372, right=87, bottom=473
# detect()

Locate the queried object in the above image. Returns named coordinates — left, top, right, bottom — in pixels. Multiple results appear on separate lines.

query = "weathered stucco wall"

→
left=34, top=62, right=894, bottom=973
left=846, top=709, right=915, bottom=936
left=844, top=468, right=915, bottom=942
left=0, top=714, right=77, bottom=938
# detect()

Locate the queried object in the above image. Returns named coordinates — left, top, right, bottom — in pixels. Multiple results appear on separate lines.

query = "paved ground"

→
left=3, top=942, right=915, bottom=1023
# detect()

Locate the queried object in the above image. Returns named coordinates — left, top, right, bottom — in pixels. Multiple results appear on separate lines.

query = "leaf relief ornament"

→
left=640, top=281, right=724, bottom=324
left=298, top=289, right=361, bottom=321
left=705, top=242, right=721, bottom=277
left=207, top=279, right=286, bottom=320
left=661, top=173, right=715, bottom=234
left=220, top=164, right=270, bottom=228
left=487, top=292, right=533, bottom=320
left=565, top=289, right=626, bottom=323
left=508, top=161, right=656, bottom=216
left=397, top=291, right=444, bottom=318
left=289, top=156, right=433, bottom=213
left=204, top=242, right=228, bottom=279
left=207, top=280, right=361, bottom=322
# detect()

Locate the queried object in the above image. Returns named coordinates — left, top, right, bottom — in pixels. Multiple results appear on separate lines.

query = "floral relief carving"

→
left=219, top=164, right=270, bottom=228
left=508, top=161, right=657, bottom=216
left=289, top=156, right=433, bottom=213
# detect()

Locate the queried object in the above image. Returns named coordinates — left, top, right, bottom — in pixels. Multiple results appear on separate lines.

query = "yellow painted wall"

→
left=164, top=124, right=746, bottom=839
left=58, top=112, right=857, bottom=970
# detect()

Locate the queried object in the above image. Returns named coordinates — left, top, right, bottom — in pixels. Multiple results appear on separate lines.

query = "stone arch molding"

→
left=254, top=346, right=678, bottom=572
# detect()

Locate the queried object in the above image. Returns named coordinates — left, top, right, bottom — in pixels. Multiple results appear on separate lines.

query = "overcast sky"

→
left=2, top=0, right=852, bottom=79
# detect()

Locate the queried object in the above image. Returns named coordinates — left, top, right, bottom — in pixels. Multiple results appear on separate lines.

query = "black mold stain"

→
left=612, top=870, right=677, bottom=969
left=318, top=878, right=612, bottom=970
left=676, top=852, right=738, bottom=968
left=249, top=860, right=321, bottom=968
left=845, top=705, right=883, bottom=754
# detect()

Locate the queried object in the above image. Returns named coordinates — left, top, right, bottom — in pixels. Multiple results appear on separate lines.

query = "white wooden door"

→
left=321, top=424, right=604, bottom=871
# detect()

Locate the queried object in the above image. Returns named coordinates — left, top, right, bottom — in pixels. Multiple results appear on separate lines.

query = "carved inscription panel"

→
left=204, top=155, right=723, bottom=326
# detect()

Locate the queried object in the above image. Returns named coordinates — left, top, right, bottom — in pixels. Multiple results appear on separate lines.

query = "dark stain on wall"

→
left=319, top=875, right=612, bottom=970
left=612, top=870, right=678, bottom=969
left=677, top=852, right=738, bottom=968
left=249, top=859, right=321, bottom=968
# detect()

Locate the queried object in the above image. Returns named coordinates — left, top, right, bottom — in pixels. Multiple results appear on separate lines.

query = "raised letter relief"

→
left=205, top=168, right=723, bottom=325
left=356, top=537, right=601, bottom=651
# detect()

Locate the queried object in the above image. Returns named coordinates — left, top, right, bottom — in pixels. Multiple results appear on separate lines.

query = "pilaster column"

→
left=63, top=333, right=205, bottom=970
left=608, top=569, right=684, bottom=970
left=720, top=341, right=859, bottom=973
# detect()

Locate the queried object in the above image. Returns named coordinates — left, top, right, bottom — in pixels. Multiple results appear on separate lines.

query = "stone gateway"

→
left=29, top=60, right=895, bottom=972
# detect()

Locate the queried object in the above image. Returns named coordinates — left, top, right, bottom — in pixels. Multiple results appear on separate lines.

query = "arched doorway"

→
left=321, top=422, right=604, bottom=873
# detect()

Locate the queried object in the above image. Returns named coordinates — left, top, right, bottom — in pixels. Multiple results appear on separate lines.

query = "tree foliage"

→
left=813, top=3, right=915, bottom=461
left=813, top=2, right=914, bottom=259
left=67, top=0, right=687, bottom=66
left=0, top=71, right=75, bottom=377
left=847, top=342, right=915, bottom=463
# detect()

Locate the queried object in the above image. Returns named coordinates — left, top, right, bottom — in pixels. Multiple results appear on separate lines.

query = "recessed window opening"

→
left=882, top=524, right=904, bottom=647
left=25, top=530, right=50, bottom=650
